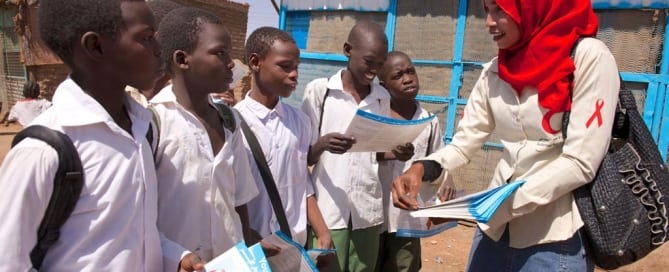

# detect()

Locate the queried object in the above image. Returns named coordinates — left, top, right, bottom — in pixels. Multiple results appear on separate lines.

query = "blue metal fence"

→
left=279, top=0, right=669, bottom=160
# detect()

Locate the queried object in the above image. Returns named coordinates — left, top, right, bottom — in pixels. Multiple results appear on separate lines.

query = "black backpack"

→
left=11, top=125, right=84, bottom=270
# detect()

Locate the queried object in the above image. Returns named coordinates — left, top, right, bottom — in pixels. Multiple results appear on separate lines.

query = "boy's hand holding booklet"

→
left=263, top=231, right=333, bottom=272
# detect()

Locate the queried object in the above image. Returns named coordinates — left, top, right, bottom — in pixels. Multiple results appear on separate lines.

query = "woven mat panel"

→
left=415, top=100, right=499, bottom=194
left=462, top=0, right=498, bottom=63
left=452, top=146, right=503, bottom=194
left=419, top=102, right=448, bottom=128
left=415, top=65, right=452, bottom=97
left=306, top=11, right=387, bottom=54
left=393, top=0, right=459, bottom=60
left=596, top=9, right=665, bottom=74
left=285, top=58, right=345, bottom=108
left=459, top=66, right=483, bottom=99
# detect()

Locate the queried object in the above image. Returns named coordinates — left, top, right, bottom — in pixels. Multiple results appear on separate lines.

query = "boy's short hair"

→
left=157, top=7, right=224, bottom=73
left=245, top=27, right=295, bottom=65
left=347, top=20, right=388, bottom=47
left=379, top=50, right=410, bottom=80
left=39, top=0, right=139, bottom=64
left=22, top=80, right=40, bottom=99
left=147, top=0, right=183, bottom=26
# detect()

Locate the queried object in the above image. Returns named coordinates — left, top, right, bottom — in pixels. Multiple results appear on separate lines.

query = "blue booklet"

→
left=395, top=221, right=459, bottom=238
left=205, top=241, right=270, bottom=272
left=410, top=181, right=526, bottom=223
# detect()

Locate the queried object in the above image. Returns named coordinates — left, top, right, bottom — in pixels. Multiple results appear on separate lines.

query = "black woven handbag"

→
left=565, top=87, right=669, bottom=269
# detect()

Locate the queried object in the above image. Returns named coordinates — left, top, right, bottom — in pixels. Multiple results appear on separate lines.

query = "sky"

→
left=241, top=0, right=280, bottom=38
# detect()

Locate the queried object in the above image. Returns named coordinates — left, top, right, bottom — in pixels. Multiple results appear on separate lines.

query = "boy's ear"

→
left=343, top=41, right=352, bottom=58
left=80, top=31, right=105, bottom=61
left=248, top=53, right=261, bottom=72
left=173, top=50, right=189, bottom=70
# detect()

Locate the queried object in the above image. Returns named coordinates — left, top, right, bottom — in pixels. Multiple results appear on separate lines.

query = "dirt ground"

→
left=419, top=223, right=669, bottom=272
left=1, top=122, right=668, bottom=271
left=0, top=122, right=22, bottom=162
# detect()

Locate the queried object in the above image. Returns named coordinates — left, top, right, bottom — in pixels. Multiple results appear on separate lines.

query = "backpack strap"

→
left=146, top=105, right=161, bottom=160
left=11, top=125, right=84, bottom=270
left=212, top=102, right=237, bottom=133
left=210, top=104, right=292, bottom=236
left=238, top=115, right=292, bottom=239
left=317, top=88, right=330, bottom=136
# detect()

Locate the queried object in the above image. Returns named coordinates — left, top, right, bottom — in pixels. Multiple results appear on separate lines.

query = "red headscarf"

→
left=496, top=0, right=599, bottom=115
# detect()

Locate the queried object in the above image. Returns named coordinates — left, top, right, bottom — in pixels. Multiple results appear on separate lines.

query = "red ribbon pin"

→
left=586, top=99, right=604, bottom=128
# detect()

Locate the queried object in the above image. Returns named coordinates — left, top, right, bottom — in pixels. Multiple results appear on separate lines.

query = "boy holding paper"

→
left=375, top=51, right=445, bottom=272
left=301, top=21, right=413, bottom=272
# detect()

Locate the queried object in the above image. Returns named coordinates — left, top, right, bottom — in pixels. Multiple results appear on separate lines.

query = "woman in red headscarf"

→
left=391, top=0, right=620, bottom=270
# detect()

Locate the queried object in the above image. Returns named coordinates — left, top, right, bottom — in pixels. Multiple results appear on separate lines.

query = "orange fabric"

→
left=496, top=0, right=599, bottom=116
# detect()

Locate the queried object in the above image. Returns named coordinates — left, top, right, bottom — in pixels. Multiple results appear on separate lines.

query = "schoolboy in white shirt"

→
left=376, top=51, right=445, bottom=272
left=151, top=7, right=259, bottom=262
left=301, top=21, right=413, bottom=272
left=0, top=0, right=202, bottom=271
left=235, top=27, right=333, bottom=267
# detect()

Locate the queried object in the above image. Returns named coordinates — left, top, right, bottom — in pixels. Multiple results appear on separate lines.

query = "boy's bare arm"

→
left=235, top=204, right=260, bottom=245
left=306, top=195, right=332, bottom=249
left=306, top=195, right=335, bottom=270
left=235, top=205, right=281, bottom=257
left=307, top=132, right=356, bottom=165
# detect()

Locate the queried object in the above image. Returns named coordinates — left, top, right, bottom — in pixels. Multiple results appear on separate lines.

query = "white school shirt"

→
left=423, top=38, right=620, bottom=248
left=0, top=78, right=186, bottom=271
left=301, top=69, right=391, bottom=230
left=235, top=94, right=314, bottom=245
left=378, top=106, right=443, bottom=233
left=8, top=98, right=52, bottom=126
left=150, top=85, right=259, bottom=262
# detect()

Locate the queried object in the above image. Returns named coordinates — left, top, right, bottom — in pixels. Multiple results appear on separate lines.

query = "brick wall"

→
left=172, top=0, right=249, bottom=60
left=19, top=0, right=251, bottom=102
left=27, top=64, right=69, bottom=100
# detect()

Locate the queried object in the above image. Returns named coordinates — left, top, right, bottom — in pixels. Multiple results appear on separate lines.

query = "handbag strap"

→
left=239, top=118, right=292, bottom=239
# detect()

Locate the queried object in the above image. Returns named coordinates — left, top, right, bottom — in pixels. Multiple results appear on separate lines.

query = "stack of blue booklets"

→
left=410, top=181, right=525, bottom=223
